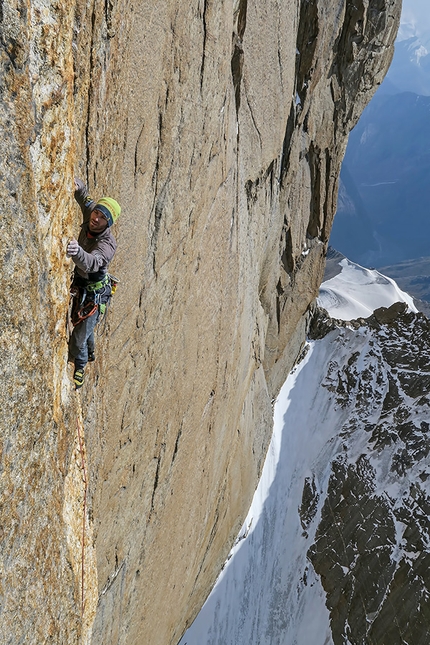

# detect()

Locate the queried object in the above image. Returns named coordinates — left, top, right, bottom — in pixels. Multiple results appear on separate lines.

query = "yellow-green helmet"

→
left=95, top=197, right=121, bottom=227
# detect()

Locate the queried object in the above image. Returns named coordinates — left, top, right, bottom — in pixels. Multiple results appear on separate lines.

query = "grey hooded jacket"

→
left=72, top=180, right=117, bottom=284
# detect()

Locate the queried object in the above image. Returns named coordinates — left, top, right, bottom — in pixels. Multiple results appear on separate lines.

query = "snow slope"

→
left=179, top=340, right=340, bottom=645
left=179, top=264, right=430, bottom=645
left=317, top=257, right=416, bottom=320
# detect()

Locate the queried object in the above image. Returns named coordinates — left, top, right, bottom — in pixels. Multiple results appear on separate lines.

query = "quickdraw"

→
left=109, top=274, right=119, bottom=294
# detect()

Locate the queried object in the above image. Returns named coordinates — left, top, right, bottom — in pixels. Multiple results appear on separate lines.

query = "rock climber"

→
left=67, top=178, right=121, bottom=389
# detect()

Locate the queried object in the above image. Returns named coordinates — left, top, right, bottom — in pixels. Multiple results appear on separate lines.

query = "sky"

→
left=397, top=0, right=430, bottom=43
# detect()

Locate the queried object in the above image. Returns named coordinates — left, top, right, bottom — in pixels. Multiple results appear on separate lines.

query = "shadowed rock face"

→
left=0, top=1, right=401, bottom=644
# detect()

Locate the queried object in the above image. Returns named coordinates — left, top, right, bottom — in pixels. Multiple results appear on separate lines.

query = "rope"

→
left=75, top=403, right=88, bottom=618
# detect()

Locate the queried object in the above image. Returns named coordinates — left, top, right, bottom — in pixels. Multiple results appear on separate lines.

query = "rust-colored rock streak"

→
left=0, top=0, right=84, bottom=642
left=63, top=396, right=98, bottom=644
left=0, top=1, right=401, bottom=644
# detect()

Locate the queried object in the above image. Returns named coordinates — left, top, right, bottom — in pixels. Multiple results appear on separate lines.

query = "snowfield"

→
left=179, top=258, right=430, bottom=645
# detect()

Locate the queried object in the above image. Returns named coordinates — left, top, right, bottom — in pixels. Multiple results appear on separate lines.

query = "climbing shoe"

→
left=73, top=368, right=84, bottom=389
left=88, top=350, right=95, bottom=362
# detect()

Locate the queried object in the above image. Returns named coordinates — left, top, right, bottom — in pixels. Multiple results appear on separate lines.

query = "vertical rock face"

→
left=0, top=1, right=80, bottom=642
left=0, top=1, right=400, bottom=644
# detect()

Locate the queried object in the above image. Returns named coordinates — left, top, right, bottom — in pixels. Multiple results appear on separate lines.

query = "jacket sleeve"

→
left=71, top=238, right=117, bottom=274
left=74, top=179, right=95, bottom=224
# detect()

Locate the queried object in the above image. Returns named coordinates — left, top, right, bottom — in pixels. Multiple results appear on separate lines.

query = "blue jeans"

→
left=69, top=310, right=100, bottom=370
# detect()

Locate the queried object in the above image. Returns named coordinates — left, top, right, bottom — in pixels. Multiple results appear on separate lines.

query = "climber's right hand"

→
left=66, top=239, right=79, bottom=257
left=74, top=177, right=85, bottom=192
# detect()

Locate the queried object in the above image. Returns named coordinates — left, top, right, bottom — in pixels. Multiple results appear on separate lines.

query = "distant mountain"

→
left=397, top=0, right=430, bottom=43
left=379, top=256, right=430, bottom=316
left=330, top=165, right=380, bottom=265
left=330, top=91, right=430, bottom=268
left=392, top=0, right=430, bottom=96
left=386, top=37, right=430, bottom=96
left=330, top=0, right=430, bottom=273
left=179, top=258, right=430, bottom=645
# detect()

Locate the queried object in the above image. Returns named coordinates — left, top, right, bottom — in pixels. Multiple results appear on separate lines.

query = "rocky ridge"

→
left=0, top=1, right=401, bottom=643
left=307, top=304, right=430, bottom=645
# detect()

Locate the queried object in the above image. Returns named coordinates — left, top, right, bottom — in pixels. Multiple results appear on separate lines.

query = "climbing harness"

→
left=69, top=274, right=120, bottom=328
left=86, top=274, right=110, bottom=292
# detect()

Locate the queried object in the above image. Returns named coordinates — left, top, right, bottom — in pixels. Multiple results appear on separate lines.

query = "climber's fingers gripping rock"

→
left=67, top=239, right=80, bottom=257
